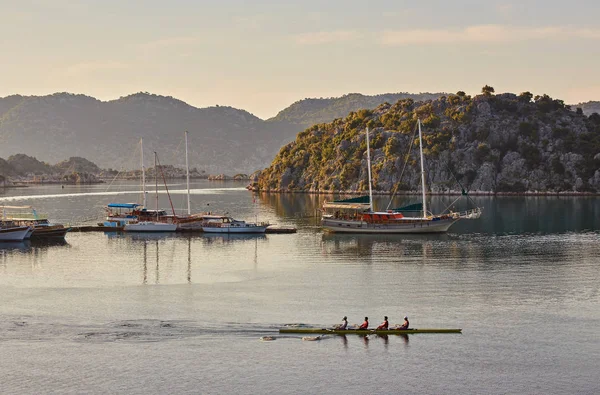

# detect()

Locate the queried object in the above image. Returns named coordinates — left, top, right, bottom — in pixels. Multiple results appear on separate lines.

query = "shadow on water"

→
left=0, top=238, right=69, bottom=253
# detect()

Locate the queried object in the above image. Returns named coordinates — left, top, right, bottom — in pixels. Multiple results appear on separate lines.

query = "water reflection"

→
left=340, top=335, right=348, bottom=349
left=320, top=233, right=452, bottom=258
left=398, top=333, right=409, bottom=346
left=0, top=239, right=69, bottom=254
left=258, top=193, right=600, bottom=235
left=201, top=233, right=266, bottom=244
left=377, top=334, right=389, bottom=349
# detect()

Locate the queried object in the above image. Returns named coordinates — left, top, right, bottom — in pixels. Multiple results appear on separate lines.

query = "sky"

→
left=1, top=0, right=599, bottom=119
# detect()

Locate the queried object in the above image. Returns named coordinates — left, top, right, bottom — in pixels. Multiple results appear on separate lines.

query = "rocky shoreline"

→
left=246, top=184, right=600, bottom=196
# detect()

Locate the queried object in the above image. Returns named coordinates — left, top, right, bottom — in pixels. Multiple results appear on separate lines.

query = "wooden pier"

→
left=71, top=225, right=297, bottom=234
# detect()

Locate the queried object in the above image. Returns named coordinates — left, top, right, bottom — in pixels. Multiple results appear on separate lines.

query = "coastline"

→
left=246, top=186, right=600, bottom=197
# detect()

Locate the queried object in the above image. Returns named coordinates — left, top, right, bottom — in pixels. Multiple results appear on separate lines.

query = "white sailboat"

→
left=201, top=215, right=269, bottom=233
left=321, top=120, right=482, bottom=233
left=124, top=151, right=177, bottom=232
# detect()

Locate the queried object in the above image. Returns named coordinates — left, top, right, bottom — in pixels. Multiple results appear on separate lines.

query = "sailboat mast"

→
left=154, top=151, right=159, bottom=221
left=365, top=127, right=373, bottom=212
left=185, top=131, right=191, bottom=215
left=141, top=138, right=146, bottom=208
left=418, top=119, right=428, bottom=218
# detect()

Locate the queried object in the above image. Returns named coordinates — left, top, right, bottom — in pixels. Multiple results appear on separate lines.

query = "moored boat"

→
left=1, top=205, right=70, bottom=239
left=0, top=224, right=31, bottom=242
left=123, top=221, right=177, bottom=232
left=321, top=121, right=482, bottom=234
left=279, top=327, right=462, bottom=335
left=201, top=215, right=269, bottom=233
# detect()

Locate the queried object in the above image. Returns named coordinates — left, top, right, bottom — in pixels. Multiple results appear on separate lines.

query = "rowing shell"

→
left=279, top=328, right=461, bottom=335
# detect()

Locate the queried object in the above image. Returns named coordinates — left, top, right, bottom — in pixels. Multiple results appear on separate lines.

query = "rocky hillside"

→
left=256, top=89, right=600, bottom=194
left=1, top=92, right=445, bottom=174
left=268, top=92, right=444, bottom=126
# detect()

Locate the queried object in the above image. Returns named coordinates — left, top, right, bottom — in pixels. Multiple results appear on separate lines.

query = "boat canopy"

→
left=323, top=195, right=371, bottom=210
left=391, top=203, right=423, bottom=212
left=323, top=202, right=371, bottom=210
left=107, top=203, right=141, bottom=209
left=332, top=195, right=370, bottom=204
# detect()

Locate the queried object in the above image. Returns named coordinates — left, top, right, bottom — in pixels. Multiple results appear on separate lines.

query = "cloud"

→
left=294, top=30, right=360, bottom=45
left=380, top=25, right=600, bottom=46
left=65, top=61, right=129, bottom=76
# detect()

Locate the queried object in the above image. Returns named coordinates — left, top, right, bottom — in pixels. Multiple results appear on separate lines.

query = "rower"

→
left=334, top=316, right=348, bottom=330
left=377, top=316, right=389, bottom=330
left=358, top=317, right=369, bottom=330
left=398, top=316, right=409, bottom=329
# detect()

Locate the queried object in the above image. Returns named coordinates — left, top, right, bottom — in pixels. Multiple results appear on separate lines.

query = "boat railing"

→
left=456, top=207, right=483, bottom=219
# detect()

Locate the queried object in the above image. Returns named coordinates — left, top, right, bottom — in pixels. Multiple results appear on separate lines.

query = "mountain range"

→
left=2, top=91, right=598, bottom=175
left=0, top=92, right=445, bottom=173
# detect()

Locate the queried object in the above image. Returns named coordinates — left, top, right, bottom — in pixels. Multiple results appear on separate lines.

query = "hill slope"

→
left=0, top=92, right=293, bottom=173
left=256, top=91, right=600, bottom=194
left=1, top=92, right=447, bottom=173
left=269, top=92, right=444, bottom=125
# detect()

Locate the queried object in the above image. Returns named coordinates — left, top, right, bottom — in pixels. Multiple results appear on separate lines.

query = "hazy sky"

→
left=1, top=0, right=599, bottom=118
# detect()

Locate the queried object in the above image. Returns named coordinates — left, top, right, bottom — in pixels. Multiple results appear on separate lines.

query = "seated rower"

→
left=376, top=316, right=389, bottom=330
left=334, top=316, right=348, bottom=330
left=397, top=316, right=409, bottom=329
left=358, top=317, right=369, bottom=330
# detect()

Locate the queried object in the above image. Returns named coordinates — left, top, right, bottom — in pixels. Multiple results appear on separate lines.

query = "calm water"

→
left=1, top=182, right=599, bottom=394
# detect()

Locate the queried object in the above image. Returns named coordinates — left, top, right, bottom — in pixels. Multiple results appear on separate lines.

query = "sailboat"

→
left=124, top=151, right=177, bottom=232
left=321, top=120, right=482, bottom=233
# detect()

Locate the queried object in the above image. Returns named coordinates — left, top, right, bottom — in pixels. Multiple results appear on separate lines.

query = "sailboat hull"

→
left=0, top=226, right=31, bottom=241
left=322, top=217, right=458, bottom=233
left=124, top=222, right=177, bottom=232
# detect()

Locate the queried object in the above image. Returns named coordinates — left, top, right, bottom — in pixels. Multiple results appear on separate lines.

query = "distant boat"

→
left=1, top=205, right=70, bottom=239
left=124, top=151, right=177, bottom=233
left=105, top=133, right=206, bottom=230
left=201, top=215, right=268, bottom=234
left=321, top=121, right=482, bottom=233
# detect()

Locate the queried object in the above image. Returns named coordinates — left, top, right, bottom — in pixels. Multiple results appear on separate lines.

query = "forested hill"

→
left=268, top=92, right=445, bottom=126
left=256, top=89, right=600, bottom=194
left=0, top=92, right=282, bottom=173
left=0, top=91, right=443, bottom=173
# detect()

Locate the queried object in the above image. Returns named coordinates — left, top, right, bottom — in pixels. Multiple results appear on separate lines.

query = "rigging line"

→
left=103, top=139, right=140, bottom=194
left=441, top=195, right=463, bottom=215
left=386, top=120, right=420, bottom=210
left=155, top=153, right=177, bottom=216
left=446, top=165, right=478, bottom=208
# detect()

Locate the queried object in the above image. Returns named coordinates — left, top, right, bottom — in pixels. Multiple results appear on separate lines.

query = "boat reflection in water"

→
left=201, top=232, right=266, bottom=244
left=0, top=238, right=70, bottom=265
left=320, top=232, right=454, bottom=259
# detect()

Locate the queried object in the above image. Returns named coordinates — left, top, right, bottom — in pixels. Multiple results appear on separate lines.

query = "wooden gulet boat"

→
left=1, top=206, right=70, bottom=239
left=321, top=120, right=482, bottom=233
left=279, top=327, right=462, bottom=335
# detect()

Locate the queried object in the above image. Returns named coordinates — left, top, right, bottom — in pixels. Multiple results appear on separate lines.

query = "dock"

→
left=70, top=225, right=297, bottom=234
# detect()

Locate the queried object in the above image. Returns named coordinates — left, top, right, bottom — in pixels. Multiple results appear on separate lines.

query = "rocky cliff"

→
left=256, top=90, right=600, bottom=194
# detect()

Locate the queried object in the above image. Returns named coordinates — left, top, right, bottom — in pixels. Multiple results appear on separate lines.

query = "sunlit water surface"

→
left=1, top=182, right=599, bottom=394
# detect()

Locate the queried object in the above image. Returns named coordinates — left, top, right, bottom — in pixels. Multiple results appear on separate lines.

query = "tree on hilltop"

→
left=481, top=85, right=495, bottom=96
left=519, top=91, right=533, bottom=103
